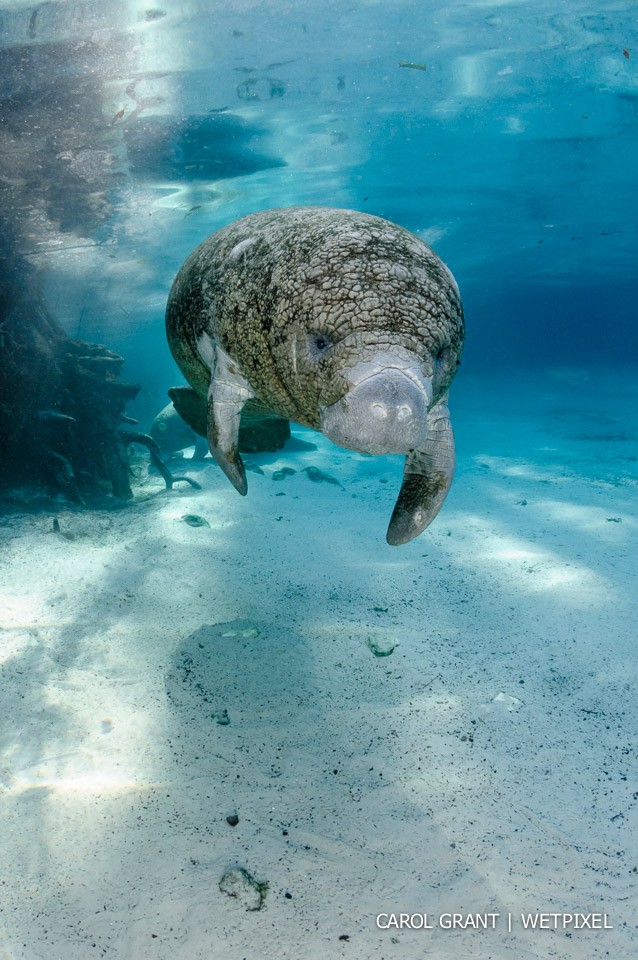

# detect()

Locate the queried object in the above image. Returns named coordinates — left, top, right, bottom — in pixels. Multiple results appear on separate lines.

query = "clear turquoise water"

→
left=2, top=0, right=636, bottom=404
left=1, top=3, right=637, bottom=958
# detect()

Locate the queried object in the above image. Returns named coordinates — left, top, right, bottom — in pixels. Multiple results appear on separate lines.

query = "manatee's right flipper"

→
left=204, top=345, right=257, bottom=495
left=178, top=338, right=257, bottom=495
left=386, top=396, right=456, bottom=546
left=169, top=387, right=289, bottom=458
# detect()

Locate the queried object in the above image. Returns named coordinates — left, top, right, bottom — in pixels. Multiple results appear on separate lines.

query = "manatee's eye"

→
left=308, top=331, right=332, bottom=358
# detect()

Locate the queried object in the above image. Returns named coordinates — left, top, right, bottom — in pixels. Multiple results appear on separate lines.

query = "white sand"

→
left=1, top=368, right=636, bottom=959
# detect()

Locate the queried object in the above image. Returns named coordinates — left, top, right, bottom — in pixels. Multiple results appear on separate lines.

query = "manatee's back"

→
left=166, top=206, right=463, bottom=419
left=165, top=240, right=220, bottom=398
left=166, top=208, right=303, bottom=405
left=166, top=207, right=342, bottom=413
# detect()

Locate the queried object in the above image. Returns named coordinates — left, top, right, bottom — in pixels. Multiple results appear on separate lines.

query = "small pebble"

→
left=212, top=709, right=230, bottom=725
left=366, top=635, right=396, bottom=657
left=181, top=514, right=210, bottom=527
left=219, top=866, right=268, bottom=911
left=226, top=813, right=239, bottom=827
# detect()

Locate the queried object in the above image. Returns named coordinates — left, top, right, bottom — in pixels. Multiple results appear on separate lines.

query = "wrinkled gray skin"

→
left=166, top=206, right=464, bottom=545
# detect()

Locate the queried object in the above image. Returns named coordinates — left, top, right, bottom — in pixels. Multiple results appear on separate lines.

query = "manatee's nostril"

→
left=321, top=365, right=431, bottom=456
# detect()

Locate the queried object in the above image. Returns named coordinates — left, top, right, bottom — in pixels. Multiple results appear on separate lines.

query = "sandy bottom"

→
left=1, top=368, right=636, bottom=960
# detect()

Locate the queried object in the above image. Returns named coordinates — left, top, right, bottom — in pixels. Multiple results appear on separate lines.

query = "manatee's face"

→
left=288, top=325, right=460, bottom=456
left=319, top=351, right=431, bottom=455
left=266, top=225, right=464, bottom=454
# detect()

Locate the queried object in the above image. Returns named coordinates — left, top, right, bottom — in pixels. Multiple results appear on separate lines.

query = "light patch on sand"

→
left=539, top=499, right=635, bottom=536
left=475, top=455, right=559, bottom=482
left=0, top=627, right=39, bottom=666
left=0, top=593, right=50, bottom=631
left=7, top=756, right=141, bottom=797
left=444, top=517, right=613, bottom=603
left=2, top=652, right=162, bottom=798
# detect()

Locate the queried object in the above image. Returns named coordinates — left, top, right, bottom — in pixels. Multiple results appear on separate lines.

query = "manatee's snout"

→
left=320, top=362, right=432, bottom=455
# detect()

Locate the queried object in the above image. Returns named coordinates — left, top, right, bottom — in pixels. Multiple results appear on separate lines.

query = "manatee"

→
left=165, top=206, right=464, bottom=545
left=150, top=401, right=209, bottom=459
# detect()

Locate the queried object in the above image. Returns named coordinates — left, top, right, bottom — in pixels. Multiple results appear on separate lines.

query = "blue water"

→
left=1, top=0, right=636, bottom=404
left=1, top=2, right=637, bottom=958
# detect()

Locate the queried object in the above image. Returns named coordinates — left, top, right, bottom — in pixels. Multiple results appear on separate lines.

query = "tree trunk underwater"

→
left=0, top=261, right=145, bottom=503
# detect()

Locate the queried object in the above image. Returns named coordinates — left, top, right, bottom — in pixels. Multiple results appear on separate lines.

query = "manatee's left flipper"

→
left=202, top=340, right=255, bottom=496
left=386, top=396, right=456, bottom=546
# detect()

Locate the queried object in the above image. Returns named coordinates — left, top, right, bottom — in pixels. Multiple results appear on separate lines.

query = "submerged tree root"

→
left=122, top=431, right=201, bottom=492
left=0, top=260, right=199, bottom=505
